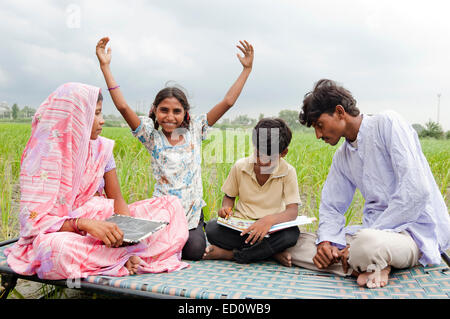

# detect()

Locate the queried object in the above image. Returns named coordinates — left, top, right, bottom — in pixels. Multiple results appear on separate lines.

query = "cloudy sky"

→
left=1, top=0, right=450, bottom=130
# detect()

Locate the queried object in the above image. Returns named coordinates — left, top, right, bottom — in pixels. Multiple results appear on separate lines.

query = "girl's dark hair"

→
left=299, top=79, right=359, bottom=127
left=252, top=118, right=292, bottom=156
left=149, top=87, right=191, bottom=130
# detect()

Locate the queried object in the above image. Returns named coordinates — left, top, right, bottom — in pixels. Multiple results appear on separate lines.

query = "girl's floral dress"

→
left=132, top=114, right=209, bottom=230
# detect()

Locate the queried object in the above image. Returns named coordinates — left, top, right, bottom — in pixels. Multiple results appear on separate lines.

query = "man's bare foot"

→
left=125, top=256, right=141, bottom=275
left=273, top=251, right=292, bottom=267
left=202, top=245, right=234, bottom=261
left=357, top=266, right=391, bottom=288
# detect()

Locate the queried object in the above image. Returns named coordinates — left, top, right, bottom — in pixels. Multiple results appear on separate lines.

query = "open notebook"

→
left=106, top=214, right=168, bottom=244
left=217, top=215, right=316, bottom=235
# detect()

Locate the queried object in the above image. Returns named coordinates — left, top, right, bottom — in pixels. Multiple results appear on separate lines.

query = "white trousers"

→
left=286, top=228, right=420, bottom=276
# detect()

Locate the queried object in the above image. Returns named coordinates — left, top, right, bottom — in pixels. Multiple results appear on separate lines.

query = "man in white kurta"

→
left=288, top=79, right=450, bottom=288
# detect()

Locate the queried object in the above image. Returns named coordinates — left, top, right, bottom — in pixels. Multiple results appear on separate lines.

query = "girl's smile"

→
left=154, top=97, right=186, bottom=135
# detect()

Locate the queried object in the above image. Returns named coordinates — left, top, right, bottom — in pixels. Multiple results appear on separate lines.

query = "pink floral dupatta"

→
left=6, top=83, right=189, bottom=279
left=17, top=82, right=100, bottom=241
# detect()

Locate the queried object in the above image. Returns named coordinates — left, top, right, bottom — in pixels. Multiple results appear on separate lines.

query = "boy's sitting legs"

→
left=204, top=218, right=299, bottom=265
left=203, top=219, right=248, bottom=261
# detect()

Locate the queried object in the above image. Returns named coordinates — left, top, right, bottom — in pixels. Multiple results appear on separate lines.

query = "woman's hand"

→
left=78, top=218, right=124, bottom=248
left=236, top=40, right=254, bottom=69
left=96, top=37, right=112, bottom=67
left=241, top=215, right=274, bottom=245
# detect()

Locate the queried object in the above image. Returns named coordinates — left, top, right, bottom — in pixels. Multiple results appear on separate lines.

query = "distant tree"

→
left=412, top=123, right=425, bottom=135
left=258, top=113, right=264, bottom=121
left=11, top=103, right=19, bottom=120
left=104, top=114, right=124, bottom=121
left=231, top=114, right=255, bottom=126
left=278, top=109, right=301, bottom=130
left=20, top=106, right=36, bottom=118
left=446, top=131, right=450, bottom=140
left=419, top=120, right=444, bottom=139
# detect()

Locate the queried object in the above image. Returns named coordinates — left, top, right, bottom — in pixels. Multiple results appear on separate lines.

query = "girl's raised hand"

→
left=96, top=37, right=112, bottom=66
left=236, top=40, right=254, bottom=69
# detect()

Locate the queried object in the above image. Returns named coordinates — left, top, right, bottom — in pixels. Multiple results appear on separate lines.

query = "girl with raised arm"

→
left=96, top=37, right=254, bottom=260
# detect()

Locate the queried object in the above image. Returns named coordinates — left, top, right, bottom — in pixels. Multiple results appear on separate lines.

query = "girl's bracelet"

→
left=108, top=85, right=120, bottom=91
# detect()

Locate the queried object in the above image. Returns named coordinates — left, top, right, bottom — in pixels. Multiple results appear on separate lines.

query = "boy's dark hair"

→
left=149, top=86, right=191, bottom=130
left=299, top=79, right=360, bottom=127
left=252, top=118, right=292, bottom=156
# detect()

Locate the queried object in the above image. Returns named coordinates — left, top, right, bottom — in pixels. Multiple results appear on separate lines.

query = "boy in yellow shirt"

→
left=203, top=118, right=301, bottom=265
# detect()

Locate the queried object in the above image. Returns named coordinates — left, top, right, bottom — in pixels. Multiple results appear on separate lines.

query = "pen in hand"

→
left=226, top=207, right=233, bottom=219
left=219, top=206, right=233, bottom=220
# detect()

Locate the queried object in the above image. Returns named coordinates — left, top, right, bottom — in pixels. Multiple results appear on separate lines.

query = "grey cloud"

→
left=0, top=0, right=449, bottom=129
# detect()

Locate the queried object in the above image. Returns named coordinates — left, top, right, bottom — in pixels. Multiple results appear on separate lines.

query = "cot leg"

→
left=0, top=274, right=18, bottom=299
left=442, top=253, right=450, bottom=268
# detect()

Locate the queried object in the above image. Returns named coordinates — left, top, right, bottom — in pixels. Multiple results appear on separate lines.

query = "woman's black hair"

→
left=299, top=79, right=359, bottom=127
left=97, top=91, right=103, bottom=102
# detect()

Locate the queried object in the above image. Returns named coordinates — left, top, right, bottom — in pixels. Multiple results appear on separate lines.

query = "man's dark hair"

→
left=299, top=79, right=360, bottom=127
left=252, top=118, right=292, bottom=156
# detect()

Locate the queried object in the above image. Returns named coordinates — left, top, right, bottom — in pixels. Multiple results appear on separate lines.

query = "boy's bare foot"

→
left=202, top=245, right=234, bottom=261
left=125, top=256, right=141, bottom=275
left=273, top=251, right=292, bottom=267
left=356, top=266, right=391, bottom=288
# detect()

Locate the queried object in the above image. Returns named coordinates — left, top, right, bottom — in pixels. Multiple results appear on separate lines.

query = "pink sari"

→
left=5, top=83, right=189, bottom=280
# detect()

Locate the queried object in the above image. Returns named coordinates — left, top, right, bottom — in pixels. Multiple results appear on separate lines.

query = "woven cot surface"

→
left=1, top=243, right=449, bottom=299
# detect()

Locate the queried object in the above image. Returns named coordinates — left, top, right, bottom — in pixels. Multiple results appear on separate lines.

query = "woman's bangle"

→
left=75, top=218, right=81, bottom=232
left=108, top=85, right=120, bottom=91
left=70, top=218, right=85, bottom=235
left=69, top=218, right=77, bottom=233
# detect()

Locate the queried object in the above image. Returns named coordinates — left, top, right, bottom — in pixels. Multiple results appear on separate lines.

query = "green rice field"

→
left=0, top=123, right=449, bottom=241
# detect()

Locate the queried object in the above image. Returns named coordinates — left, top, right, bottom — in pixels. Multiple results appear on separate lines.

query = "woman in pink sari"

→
left=5, top=82, right=189, bottom=280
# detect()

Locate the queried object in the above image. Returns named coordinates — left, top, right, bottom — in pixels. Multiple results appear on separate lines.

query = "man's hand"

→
left=313, top=241, right=340, bottom=269
left=339, top=245, right=350, bottom=273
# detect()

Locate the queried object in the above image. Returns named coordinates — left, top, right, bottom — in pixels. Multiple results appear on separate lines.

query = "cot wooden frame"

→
left=0, top=238, right=182, bottom=299
left=1, top=237, right=449, bottom=299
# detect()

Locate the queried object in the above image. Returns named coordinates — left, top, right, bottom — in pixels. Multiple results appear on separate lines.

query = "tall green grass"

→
left=0, top=124, right=449, bottom=241
left=0, top=124, right=29, bottom=239
left=420, top=138, right=450, bottom=201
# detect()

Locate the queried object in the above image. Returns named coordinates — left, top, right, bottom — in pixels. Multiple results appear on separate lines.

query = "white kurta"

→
left=317, top=111, right=450, bottom=266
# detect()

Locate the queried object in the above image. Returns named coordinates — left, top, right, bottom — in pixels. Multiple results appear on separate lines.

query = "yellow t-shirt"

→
left=221, top=155, right=301, bottom=220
